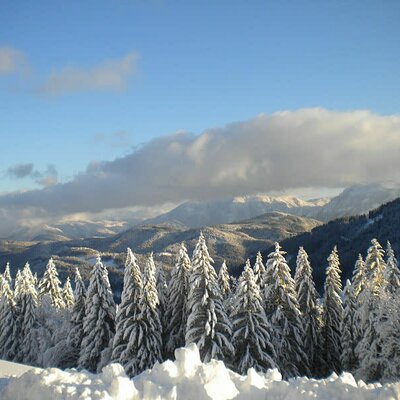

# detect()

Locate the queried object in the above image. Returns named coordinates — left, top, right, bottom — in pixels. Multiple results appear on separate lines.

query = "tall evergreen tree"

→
left=78, top=257, right=116, bottom=372
left=3, top=262, right=11, bottom=285
left=164, top=243, right=192, bottom=358
left=66, top=268, right=86, bottom=364
left=382, top=241, right=400, bottom=294
left=355, top=239, right=386, bottom=382
left=17, top=264, right=39, bottom=365
left=111, top=248, right=143, bottom=366
left=263, top=242, right=308, bottom=378
left=341, top=280, right=357, bottom=372
left=38, top=258, right=65, bottom=309
left=351, top=255, right=366, bottom=296
left=231, top=260, right=276, bottom=374
left=156, top=263, right=168, bottom=323
left=120, top=254, right=162, bottom=376
left=321, top=246, right=343, bottom=375
left=0, top=278, right=18, bottom=361
left=253, top=251, right=266, bottom=290
left=63, top=277, right=75, bottom=308
left=376, top=242, right=400, bottom=381
left=186, top=232, right=234, bottom=363
left=218, top=260, right=231, bottom=299
left=295, top=247, right=321, bottom=375
left=14, top=269, right=23, bottom=299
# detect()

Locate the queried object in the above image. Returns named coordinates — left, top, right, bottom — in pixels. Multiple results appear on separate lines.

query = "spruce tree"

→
left=38, top=258, right=65, bottom=309
left=231, top=260, right=276, bottom=374
left=121, top=254, right=162, bottom=376
left=253, top=251, right=266, bottom=290
left=186, top=232, right=234, bottom=363
left=111, top=248, right=143, bottom=366
left=351, top=254, right=367, bottom=348
left=0, top=278, right=18, bottom=361
left=17, top=264, right=40, bottom=365
left=341, top=280, right=357, bottom=372
left=156, top=263, right=168, bottom=324
left=78, top=257, right=116, bottom=372
left=66, top=268, right=86, bottom=364
left=263, top=243, right=308, bottom=378
left=3, top=262, right=11, bottom=285
left=377, top=243, right=400, bottom=381
left=218, top=260, right=231, bottom=299
left=295, top=247, right=321, bottom=375
left=164, top=243, right=192, bottom=358
left=355, top=239, right=386, bottom=382
left=382, top=241, right=400, bottom=294
left=14, top=269, right=23, bottom=299
left=63, top=277, right=75, bottom=308
left=321, top=246, right=343, bottom=375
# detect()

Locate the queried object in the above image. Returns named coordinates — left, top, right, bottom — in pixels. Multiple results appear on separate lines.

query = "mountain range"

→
left=5, top=183, right=400, bottom=242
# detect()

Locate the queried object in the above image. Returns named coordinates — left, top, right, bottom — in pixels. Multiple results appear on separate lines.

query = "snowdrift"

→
left=1, top=344, right=400, bottom=400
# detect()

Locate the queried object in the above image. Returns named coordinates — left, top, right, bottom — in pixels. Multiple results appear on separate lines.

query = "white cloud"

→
left=39, top=52, right=138, bottom=95
left=0, top=47, right=28, bottom=75
left=0, top=108, right=399, bottom=229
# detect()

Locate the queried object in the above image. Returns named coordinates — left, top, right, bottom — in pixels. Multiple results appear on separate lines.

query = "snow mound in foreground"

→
left=1, top=344, right=400, bottom=400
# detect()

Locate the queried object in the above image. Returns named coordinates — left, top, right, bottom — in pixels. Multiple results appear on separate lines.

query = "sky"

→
left=0, top=0, right=399, bottom=232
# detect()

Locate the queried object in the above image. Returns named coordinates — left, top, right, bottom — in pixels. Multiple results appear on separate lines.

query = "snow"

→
left=1, top=344, right=400, bottom=400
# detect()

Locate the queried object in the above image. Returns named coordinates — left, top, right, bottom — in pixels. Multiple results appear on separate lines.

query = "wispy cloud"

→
left=6, top=163, right=57, bottom=187
left=38, top=52, right=139, bottom=95
left=7, top=163, right=34, bottom=178
left=91, top=131, right=132, bottom=148
left=0, top=47, right=29, bottom=75
left=0, top=108, right=399, bottom=228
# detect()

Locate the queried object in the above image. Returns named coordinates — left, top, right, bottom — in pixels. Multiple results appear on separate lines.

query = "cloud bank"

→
left=0, top=108, right=399, bottom=232
left=39, top=52, right=138, bottom=95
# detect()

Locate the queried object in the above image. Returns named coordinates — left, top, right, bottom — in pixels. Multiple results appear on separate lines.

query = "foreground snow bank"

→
left=1, top=344, right=400, bottom=399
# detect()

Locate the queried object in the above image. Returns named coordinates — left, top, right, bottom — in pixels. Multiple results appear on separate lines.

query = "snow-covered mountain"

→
left=311, top=183, right=400, bottom=222
left=3, top=184, right=400, bottom=242
left=142, top=195, right=329, bottom=228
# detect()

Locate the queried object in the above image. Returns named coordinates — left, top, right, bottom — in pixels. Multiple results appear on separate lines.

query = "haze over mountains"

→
left=4, top=183, right=400, bottom=243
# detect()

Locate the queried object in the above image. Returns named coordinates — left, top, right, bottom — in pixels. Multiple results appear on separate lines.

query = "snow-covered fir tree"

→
left=111, top=248, right=143, bottom=366
left=66, top=268, right=86, bottom=366
left=231, top=259, right=276, bottom=374
left=164, top=243, right=192, bottom=359
left=3, top=262, right=11, bottom=285
left=0, top=277, right=18, bottom=361
left=186, top=232, right=234, bottom=363
left=38, top=258, right=65, bottom=309
left=17, top=264, right=40, bottom=365
left=120, top=254, right=163, bottom=376
left=355, top=239, right=386, bottom=382
left=14, top=269, right=23, bottom=298
left=294, top=247, right=321, bottom=375
left=376, top=243, right=400, bottom=382
left=62, top=277, right=75, bottom=308
left=156, top=263, right=168, bottom=326
left=382, top=241, right=400, bottom=294
left=321, top=246, right=343, bottom=375
left=23, top=262, right=36, bottom=287
left=341, top=280, right=357, bottom=372
left=78, top=257, right=116, bottom=372
left=380, top=290, right=400, bottom=381
left=263, top=242, right=308, bottom=378
left=253, top=251, right=266, bottom=290
left=218, top=260, right=231, bottom=299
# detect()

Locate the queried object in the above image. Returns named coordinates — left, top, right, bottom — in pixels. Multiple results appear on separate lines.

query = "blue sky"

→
left=1, top=0, right=399, bottom=196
